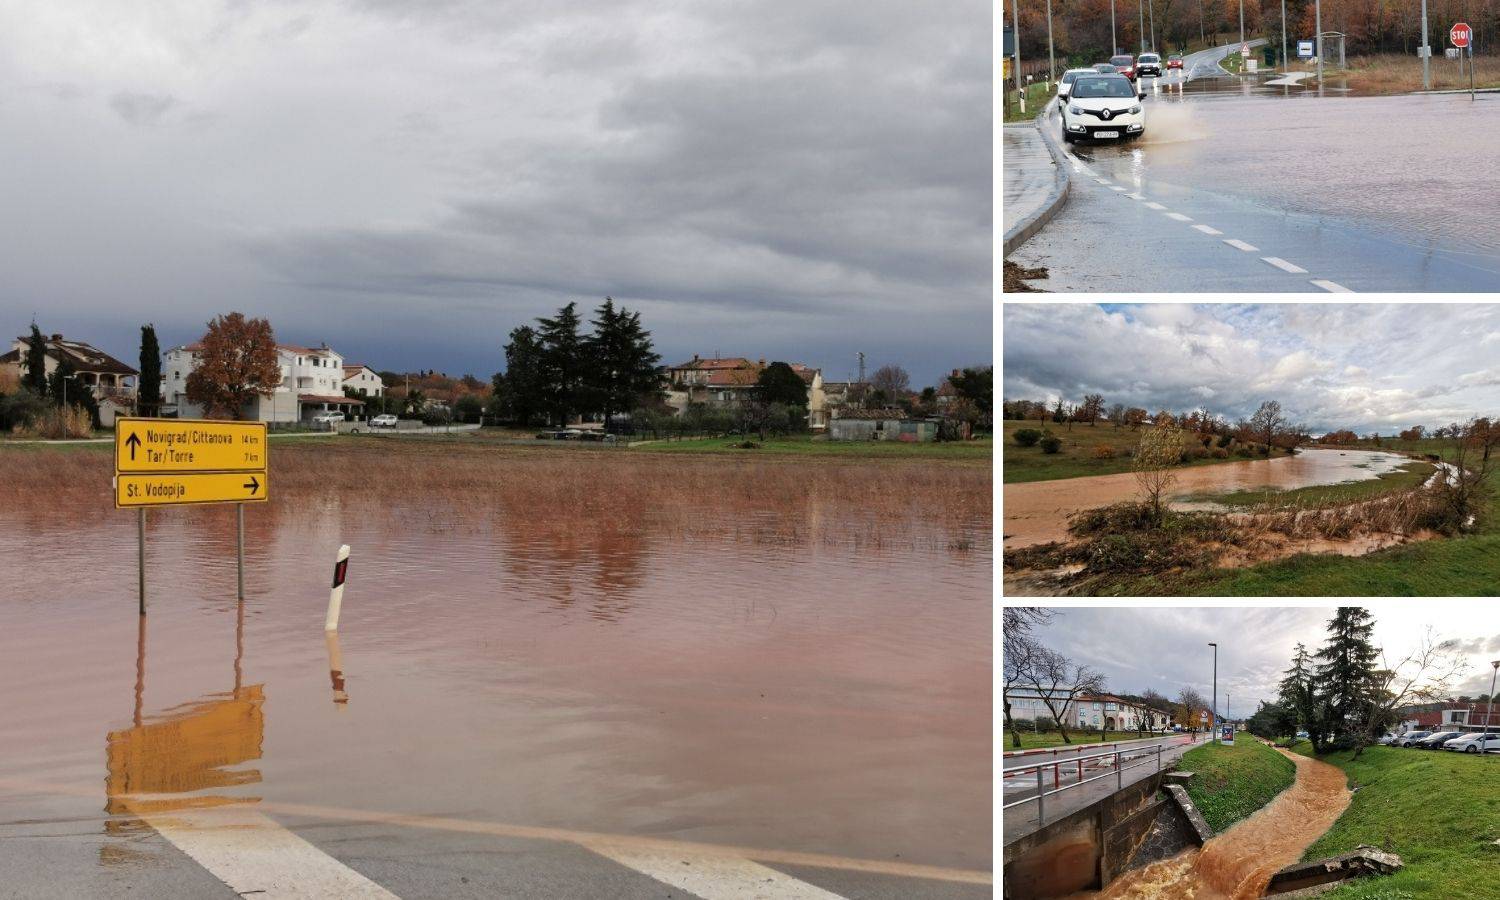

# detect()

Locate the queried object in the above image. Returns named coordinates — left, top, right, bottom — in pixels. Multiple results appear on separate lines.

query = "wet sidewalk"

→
left=1002, top=121, right=1067, bottom=255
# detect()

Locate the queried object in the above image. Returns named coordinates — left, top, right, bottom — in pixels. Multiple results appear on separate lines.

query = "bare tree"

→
left=1433, top=417, right=1497, bottom=532
left=1003, top=608, right=1054, bottom=749
left=1022, top=646, right=1107, bottom=745
left=869, top=365, right=910, bottom=398
left=1078, top=393, right=1105, bottom=426
left=1133, top=426, right=1185, bottom=524
left=1107, top=403, right=1126, bottom=428
left=1176, top=686, right=1208, bottom=732
left=1354, top=628, right=1468, bottom=758
left=1249, top=400, right=1289, bottom=448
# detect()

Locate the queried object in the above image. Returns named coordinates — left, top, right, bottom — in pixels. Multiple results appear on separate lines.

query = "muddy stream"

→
left=1084, top=747, right=1350, bottom=899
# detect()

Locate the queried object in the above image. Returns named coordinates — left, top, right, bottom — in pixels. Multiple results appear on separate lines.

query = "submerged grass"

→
left=1193, top=462, right=1434, bottom=508
left=1287, top=741, right=1500, bottom=898
left=1177, top=737, right=1297, bottom=835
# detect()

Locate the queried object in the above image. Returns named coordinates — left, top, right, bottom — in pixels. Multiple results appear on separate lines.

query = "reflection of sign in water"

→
left=105, top=686, right=265, bottom=815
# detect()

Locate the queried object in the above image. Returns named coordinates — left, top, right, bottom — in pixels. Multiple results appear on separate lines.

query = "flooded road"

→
left=0, top=445, right=992, bottom=891
left=1086, top=747, right=1349, bottom=899
left=1003, top=448, right=1410, bottom=549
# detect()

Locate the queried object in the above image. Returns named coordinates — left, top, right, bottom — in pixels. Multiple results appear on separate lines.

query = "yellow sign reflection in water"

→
left=114, top=418, right=268, bottom=474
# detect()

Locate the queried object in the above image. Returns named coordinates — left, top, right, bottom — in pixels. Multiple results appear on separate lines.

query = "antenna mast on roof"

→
left=857, top=352, right=866, bottom=385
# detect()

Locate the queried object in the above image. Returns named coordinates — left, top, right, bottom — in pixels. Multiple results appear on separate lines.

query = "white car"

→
left=371, top=414, right=398, bottom=428
left=312, top=411, right=346, bottom=424
left=1056, top=68, right=1098, bottom=104
left=1061, top=74, right=1146, bottom=144
left=1443, top=733, right=1500, bottom=753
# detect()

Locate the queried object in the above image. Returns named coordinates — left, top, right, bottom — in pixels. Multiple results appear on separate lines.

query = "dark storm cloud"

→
left=0, top=1, right=989, bottom=384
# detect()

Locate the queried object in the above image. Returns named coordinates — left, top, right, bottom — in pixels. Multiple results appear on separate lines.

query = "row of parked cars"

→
left=1380, top=730, right=1500, bottom=753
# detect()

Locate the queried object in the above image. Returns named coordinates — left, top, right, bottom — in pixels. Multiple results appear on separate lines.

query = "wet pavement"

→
left=1005, top=65, right=1500, bottom=290
left=1003, top=448, right=1411, bottom=549
left=0, top=456, right=992, bottom=898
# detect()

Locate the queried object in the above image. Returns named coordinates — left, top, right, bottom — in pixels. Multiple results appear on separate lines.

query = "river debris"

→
left=1263, top=845, right=1403, bottom=895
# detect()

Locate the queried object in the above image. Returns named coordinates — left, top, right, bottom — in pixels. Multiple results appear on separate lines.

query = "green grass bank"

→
left=1001, top=420, right=1287, bottom=483
left=1176, top=736, right=1297, bottom=834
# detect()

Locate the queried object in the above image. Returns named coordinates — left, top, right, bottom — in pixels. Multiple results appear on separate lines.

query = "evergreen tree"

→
left=138, top=324, right=161, bottom=416
left=1279, top=643, right=1323, bottom=752
left=1314, top=607, right=1380, bottom=749
left=47, top=359, right=100, bottom=425
left=535, top=302, right=586, bottom=426
left=498, top=325, right=546, bottom=426
left=23, top=324, right=48, bottom=395
left=584, top=298, right=662, bottom=427
left=755, top=362, right=809, bottom=408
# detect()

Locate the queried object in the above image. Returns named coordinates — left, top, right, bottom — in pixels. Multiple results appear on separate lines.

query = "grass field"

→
left=1176, top=736, right=1297, bottom=834
left=1330, top=52, right=1500, bottom=94
left=1002, top=82, right=1055, bottom=124
left=1003, top=730, right=1159, bottom=750
left=1189, top=461, right=1434, bottom=508
left=1002, top=420, right=1286, bottom=483
left=630, top=434, right=993, bottom=463
left=1288, top=741, right=1500, bottom=898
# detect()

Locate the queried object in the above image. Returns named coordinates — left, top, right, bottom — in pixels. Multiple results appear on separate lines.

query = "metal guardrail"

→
left=1001, top=737, right=1202, bottom=827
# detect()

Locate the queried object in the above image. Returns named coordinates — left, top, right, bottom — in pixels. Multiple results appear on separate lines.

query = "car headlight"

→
left=1130, top=105, right=1142, bottom=114
left=1069, top=105, right=1082, bottom=115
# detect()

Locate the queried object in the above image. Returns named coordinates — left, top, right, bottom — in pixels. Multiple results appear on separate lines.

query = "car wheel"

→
left=1467, top=746, right=1479, bottom=753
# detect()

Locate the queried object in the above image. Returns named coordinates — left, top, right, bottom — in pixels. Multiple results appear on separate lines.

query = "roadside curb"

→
left=1002, top=108, right=1070, bottom=258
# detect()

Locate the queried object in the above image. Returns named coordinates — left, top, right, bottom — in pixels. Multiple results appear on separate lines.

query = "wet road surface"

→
left=1007, top=62, right=1500, bottom=291
left=0, top=453, right=991, bottom=898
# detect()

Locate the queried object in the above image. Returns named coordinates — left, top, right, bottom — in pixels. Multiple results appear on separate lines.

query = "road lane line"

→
left=130, top=803, right=400, bottom=899
left=1192, top=224, right=1223, bottom=235
left=1311, top=279, right=1353, bottom=293
left=1262, top=256, right=1308, bottom=274
left=1143, top=202, right=1167, bottom=210
left=585, top=844, right=846, bottom=899
left=1223, top=238, right=1259, bottom=252
left=1109, top=185, right=1126, bottom=191
left=1164, top=212, right=1192, bottom=222
left=1125, top=192, right=1144, bottom=200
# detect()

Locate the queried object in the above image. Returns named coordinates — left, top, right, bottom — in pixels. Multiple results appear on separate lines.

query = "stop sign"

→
left=1452, top=22, right=1472, bottom=48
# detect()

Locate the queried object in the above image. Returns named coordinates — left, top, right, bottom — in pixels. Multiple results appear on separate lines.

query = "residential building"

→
left=0, top=333, right=139, bottom=426
left=664, top=355, right=827, bottom=428
left=1398, top=700, right=1500, bottom=733
left=1006, top=690, right=1169, bottom=732
left=162, top=342, right=365, bottom=423
left=341, top=364, right=385, bottom=398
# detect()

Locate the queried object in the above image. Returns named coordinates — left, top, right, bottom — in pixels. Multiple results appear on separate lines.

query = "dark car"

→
left=1136, top=52, right=1163, bottom=77
left=1415, top=731, right=1464, bottom=749
left=1110, top=54, right=1137, bottom=80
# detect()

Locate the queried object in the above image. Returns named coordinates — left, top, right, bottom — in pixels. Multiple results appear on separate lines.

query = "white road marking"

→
left=1192, top=224, right=1223, bottom=235
left=1109, top=185, right=1127, bottom=191
left=134, top=803, right=400, bottom=899
left=586, top=843, right=846, bottom=900
left=1164, top=212, right=1192, bottom=222
left=1144, top=202, right=1167, bottom=210
left=1223, top=238, right=1259, bottom=252
left=1262, top=256, right=1308, bottom=274
left=1311, top=279, right=1353, bottom=293
left=1125, top=192, right=1145, bottom=200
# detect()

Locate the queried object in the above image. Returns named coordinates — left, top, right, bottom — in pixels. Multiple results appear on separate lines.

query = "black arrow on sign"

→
left=244, top=475, right=260, bottom=495
left=125, top=432, right=142, bottom=460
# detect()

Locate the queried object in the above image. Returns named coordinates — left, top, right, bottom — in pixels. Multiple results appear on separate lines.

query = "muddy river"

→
left=1086, top=747, right=1350, bottom=899
left=0, top=454, right=992, bottom=874
left=1003, top=448, right=1411, bottom=549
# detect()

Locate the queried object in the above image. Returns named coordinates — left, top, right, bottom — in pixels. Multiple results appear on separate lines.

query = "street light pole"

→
left=1139, top=0, right=1146, bottom=52
left=1488, top=661, right=1499, bottom=751
left=1314, top=0, right=1323, bottom=85
left=1111, top=0, right=1118, bottom=54
left=1280, top=0, right=1288, bottom=71
left=1013, top=0, right=1023, bottom=100
left=1045, top=0, right=1056, bottom=82
left=1209, top=641, right=1219, bottom=744
left=1148, top=0, right=1157, bottom=53
left=1239, top=0, right=1245, bottom=48
left=1420, top=0, right=1431, bottom=90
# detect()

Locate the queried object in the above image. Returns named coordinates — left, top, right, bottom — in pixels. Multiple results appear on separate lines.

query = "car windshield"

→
left=1140, top=54, right=1160, bottom=62
left=1061, top=72, right=1078, bottom=84
left=1110, top=56, right=1133, bottom=66
left=1072, top=77, right=1136, bottom=99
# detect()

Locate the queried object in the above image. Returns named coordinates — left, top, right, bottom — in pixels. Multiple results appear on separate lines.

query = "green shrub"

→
left=1217, top=434, right=1234, bottom=448
left=1014, top=428, right=1042, bottom=447
left=1258, top=444, right=1271, bottom=456
left=1236, top=446, right=1254, bottom=458
left=1039, top=435, right=1062, bottom=454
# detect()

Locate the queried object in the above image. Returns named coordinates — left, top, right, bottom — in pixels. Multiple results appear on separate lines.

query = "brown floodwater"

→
left=1003, top=448, right=1410, bottom=549
left=0, top=448, right=992, bottom=874
left=1084, top=746, right=1350, bottom=899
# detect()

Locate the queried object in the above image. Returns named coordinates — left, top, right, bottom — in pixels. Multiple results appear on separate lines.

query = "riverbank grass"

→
left=1325, top=53, right=1500, bottom=94
left=1002, top=421, right=1287, bottom=483
left=1002, top=82, right=1055, bottom=124
left=1176, top=736, right=1296, bottom=834
left=1185, top=461, right=1434, bottom=508
left=1288, top=741, right=1500, bottom=898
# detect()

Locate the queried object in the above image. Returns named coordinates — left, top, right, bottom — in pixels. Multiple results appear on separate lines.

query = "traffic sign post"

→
left=1451, top=22, right=1474, bottom=100
left=114, top=418, right=269, bottom=611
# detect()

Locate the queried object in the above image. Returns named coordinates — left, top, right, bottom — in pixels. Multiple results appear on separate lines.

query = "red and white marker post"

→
left=325, top=544, right=351, bottom=631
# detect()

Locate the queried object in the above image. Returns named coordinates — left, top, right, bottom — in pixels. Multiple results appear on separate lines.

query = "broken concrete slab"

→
left=1264, top=845, right=1403, bottom=895
left=1162, top=784, right=1214, bottom=846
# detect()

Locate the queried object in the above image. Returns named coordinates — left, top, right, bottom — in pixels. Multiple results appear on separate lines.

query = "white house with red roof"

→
left=341, top=364, right=384, bottom=398
left=162, top=341, right=366, bottom=423
left=0, top=332, right=139, bottom=426
left=664, top=355, right=828, bottom=428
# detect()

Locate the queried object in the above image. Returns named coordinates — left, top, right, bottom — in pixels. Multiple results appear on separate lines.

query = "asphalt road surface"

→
left=1008, top=41, right=1500, bottom=291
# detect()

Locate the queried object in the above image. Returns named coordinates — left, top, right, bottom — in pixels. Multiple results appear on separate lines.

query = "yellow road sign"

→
left=115, top=418, right=268, bottom=474
left=116, top=472, right=268, bottom=508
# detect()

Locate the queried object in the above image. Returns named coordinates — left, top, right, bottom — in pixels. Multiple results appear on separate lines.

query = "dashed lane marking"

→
left=1144, top=202, right=1167, bottom=210
left=585, top=844, right=846, bottom=900
left=1164, top=212, right=1192, bottom=222
left=1262, top=256, right=1309, bottom=274
left=1109, top=185, right=1126, bottom=191
left=1223, top=238, right=1259, bottom=252
left=1311, top=279, right=1353, bottom=293
left=1126, top=192, right=1145, bottom=200
left=1192, top=224, right=1223, bottom=235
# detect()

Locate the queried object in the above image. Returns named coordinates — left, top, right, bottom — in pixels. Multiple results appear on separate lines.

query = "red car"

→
left=1167, top=54, right=1184, bottom=70
left=1110, top=54, right=1137, bottom=80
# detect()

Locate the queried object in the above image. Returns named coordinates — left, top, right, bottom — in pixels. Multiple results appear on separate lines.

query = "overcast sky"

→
left=0, top=1, right=989, bottom=385
left=1004, top=304, right=1500, bottom=434
left=1014, top=606, right=1500, bottom=718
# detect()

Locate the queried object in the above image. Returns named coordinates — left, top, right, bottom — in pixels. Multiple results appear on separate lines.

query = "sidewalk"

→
left=1002, top=119, right=1068, bottom=256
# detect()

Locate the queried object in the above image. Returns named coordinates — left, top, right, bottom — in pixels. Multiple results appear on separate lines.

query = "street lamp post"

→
left=1239, top=0, right=1245, bottom=48
left=1488, top=661, right=1500, bottom=752
left=1314, top=0, right=1323, bottom=85
left=1209, top=642, right=1219, bottom=744
left=1111, top=0, right=1118, bottom=55
left=1045, top=0, right=1056, bottom=83
left=1280, top=0, right=1288, bottom=72
left=1013, top=0, right=1023, bottom=101
left=1420, top=0, right=1431, bottom=90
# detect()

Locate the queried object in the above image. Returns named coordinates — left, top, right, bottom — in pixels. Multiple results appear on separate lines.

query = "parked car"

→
left=371, top=414, right=398, bottom=428
left=1110, top=54, right=1138, bottom=80
left=312, top=411, right=345, bottom=425
left=1136, top=52, right=1163, bottom=77
left=1060, top=74, right=1146, bottom=144
left=1167, top=54, right=1184, bottom=70
left=1414, top=731, right=1464, bottom=749
left=1398, top=730, right=1433, bottom=747
left=1056, top=68, right=1098, bottom=104
left=1444, top=733, right=1500, bottom=753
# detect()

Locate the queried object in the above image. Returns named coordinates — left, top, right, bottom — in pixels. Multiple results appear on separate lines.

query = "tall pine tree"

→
left=23, top=324, right=48, bottom=396
left=497, top=325, right=546, bottom=426
left=138, top=324, right=161, bottom=416
left=535, top=303, right=586, bottom=426
left=1314, top=607, right=1380, bottom=750
left=584, top=298, right=662, bottom=427
left=1278, top=643, right=1323, bottom=752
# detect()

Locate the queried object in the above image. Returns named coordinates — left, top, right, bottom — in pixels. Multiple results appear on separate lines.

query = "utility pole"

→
left=1046, top=0, right=1056, bottom=81
left=1314, top=0, right=1323, bottom=85
left=1281, top=0, right=1289, bottom=71
left=1238, top=0, right=1245, bottom=48
left=1420, top=0, right=1430, bottom=89
left=1111, top=0, right=1117, bottom=54
left=1209, top=641, right=1219, bottom=744
left=1148, top=0, right=1157, bottom=53
left=1139, top=0, right=1146, bottom=51
left=1488, top=661, right=1499, bottom=750
left=1012, top=0, right=1023, bottom=102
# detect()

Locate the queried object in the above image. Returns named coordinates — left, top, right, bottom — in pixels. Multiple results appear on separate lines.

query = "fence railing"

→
left=1001, top=736, right=1204, bottom=827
